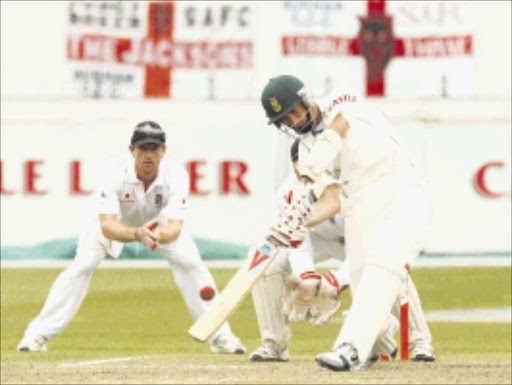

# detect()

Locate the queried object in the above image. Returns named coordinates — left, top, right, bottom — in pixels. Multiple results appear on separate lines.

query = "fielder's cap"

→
left=290, top=138, right=300, bottom=163
left=131, top=121, right=166, bottom=147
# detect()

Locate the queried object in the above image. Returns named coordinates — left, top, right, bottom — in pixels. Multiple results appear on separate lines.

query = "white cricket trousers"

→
left=333, top=181, right=431, bottom=362
left=23, top=226, right=234, bottom=342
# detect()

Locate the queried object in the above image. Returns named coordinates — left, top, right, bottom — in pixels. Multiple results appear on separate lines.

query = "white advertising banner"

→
left=276, top=0, right=476, bottom=98
left=397, top=121, right=511, bottom=253
left=275, top=1, right=366, bottom=97
left=65, top=1, right=257, bottom=99
left=3, top=1, right=510, bottom=101
left=1, top=100, right=510, bottom=254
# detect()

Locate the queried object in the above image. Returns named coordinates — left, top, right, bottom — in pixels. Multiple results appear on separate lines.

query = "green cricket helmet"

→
left=261, top=75, right=305, bottom=127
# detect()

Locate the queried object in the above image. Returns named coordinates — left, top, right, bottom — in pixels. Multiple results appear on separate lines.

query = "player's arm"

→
left=327, top=112, right=350, bottom=137
left=306, top=184, right=341, bottom=228
left=296, top=97, right=350, bottom=181
left=99, top=214, right=139, bottom=242
left=155, top=219, right=183, bottom=243
left=324, top=88, right=358, bottom=137
left=100, top=214, right=158, bottom=247
left=296, top=127, right=345, bottom=183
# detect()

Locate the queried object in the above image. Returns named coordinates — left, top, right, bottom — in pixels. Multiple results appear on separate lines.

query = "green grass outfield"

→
left=1, top=267, right=511, bottom=384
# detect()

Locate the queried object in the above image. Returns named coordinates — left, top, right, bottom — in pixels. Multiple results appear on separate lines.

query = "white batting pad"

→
left=252, top=273, right=291, bottom=350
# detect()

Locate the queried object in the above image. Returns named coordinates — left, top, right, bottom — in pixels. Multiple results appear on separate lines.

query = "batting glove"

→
left=267, top=217, right=308, bottom=249
left=282, top=187, right=314, bottom=226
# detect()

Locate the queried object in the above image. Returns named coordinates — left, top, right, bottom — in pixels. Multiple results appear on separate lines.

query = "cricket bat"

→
left=188, top=241, right=282, bottom=342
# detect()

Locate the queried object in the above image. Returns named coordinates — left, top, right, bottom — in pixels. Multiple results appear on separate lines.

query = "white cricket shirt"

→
left=298, top=87, right=425, bottom=211
left=95, top=154, right=189, bottom=227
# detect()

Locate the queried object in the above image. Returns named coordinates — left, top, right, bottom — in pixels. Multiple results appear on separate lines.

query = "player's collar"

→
left=151, top=165, right=165, bottom=187
left=311, top=119, right=327, bottom=136
left=312, top=127, right=324, bottom=137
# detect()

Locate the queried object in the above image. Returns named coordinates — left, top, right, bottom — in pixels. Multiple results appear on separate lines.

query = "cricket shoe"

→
left=316, top=343, right=360, bottom=372
left=250, top=341, right=289, bottom=362
left=17, top=335, right=47, bottom=352
left=411, top=345, right=435, bottom=362
left=210, top=334, right=246, bottom=355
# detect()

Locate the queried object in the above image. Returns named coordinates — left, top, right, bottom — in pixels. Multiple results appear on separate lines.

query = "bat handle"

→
left=264, top=237, right=280, bottom=250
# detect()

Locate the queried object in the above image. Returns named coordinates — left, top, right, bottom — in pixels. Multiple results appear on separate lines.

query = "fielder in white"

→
left=260, top=75, right=434, bottom=371
left=251, top=139, right=434, bottom=366
left=17, top=121, right=245, bottom=355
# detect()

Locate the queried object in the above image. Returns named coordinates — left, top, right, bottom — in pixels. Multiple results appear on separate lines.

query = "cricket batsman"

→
left=251, top=138, right=434, bottom=366
left=17, top=121, right=246, bottom=355
left=260, top=75, right=433, bottom=371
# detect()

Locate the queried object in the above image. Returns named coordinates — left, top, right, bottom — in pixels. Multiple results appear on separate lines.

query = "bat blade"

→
left=188, top=242, right=281, bottom=342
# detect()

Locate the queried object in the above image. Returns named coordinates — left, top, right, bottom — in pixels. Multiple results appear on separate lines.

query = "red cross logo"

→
left=282, top=0, right=473, bottom=96
left=145, top=2, right=174, bottom=97
left=67, top=1, right=252, bottom=98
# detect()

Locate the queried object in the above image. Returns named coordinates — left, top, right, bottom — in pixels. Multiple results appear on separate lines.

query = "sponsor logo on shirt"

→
left=324, top=94, right=357, bottom=116
left=155, top=193, right=163, bottom=208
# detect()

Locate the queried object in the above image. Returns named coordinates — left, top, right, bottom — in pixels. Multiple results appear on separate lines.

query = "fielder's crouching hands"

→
left=135, top=218, right=159, bottom=251
left=308, top=270, right=347, bottom=327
